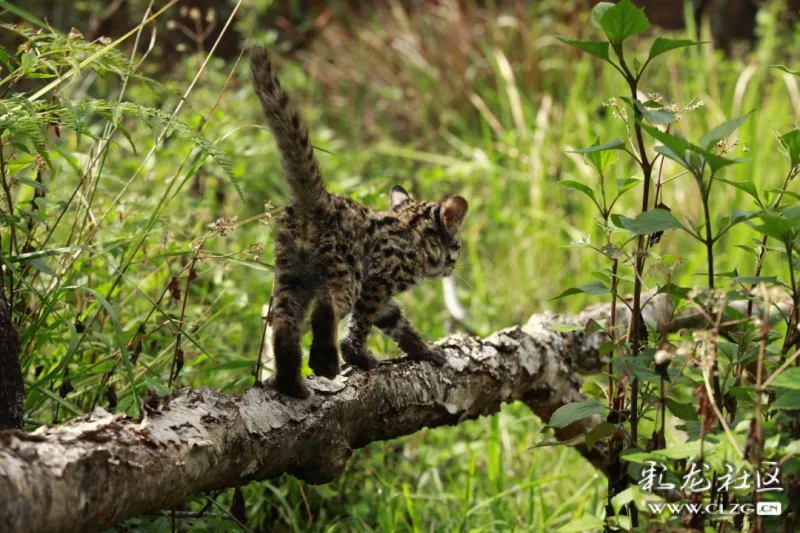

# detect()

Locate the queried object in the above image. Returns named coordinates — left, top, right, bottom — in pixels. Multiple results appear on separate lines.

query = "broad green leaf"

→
left=717, top=178, right=762, bottom=207
left=733, top=275, right=779, bottom=284
left=772, top=390, right=800, bottom=410
left=698, top=113, right=752, bottom=150
left=647, top=37, right=699, bottom=61
left=557, top=516, right=605, bottom=533
left=552, top=324, right=583, bottom=332
left=560, top=180, right=598, bottom=205
left=582, top=138, right=618, bottom=174
left=597, top=0, right=650, bottom=43
left=591, top=2, right=615, bottom=30
left=618, top=209, right=682, bottom=235
left=557, top=37, right=610, bottom=62
left=773, top=64, right=800, bottom=77
left=693, top=146, right=743, bottom=174
left=616, top=176, right=642, bottom=195
left=752, top=211, right=795, bottom=242
left=548, top=400, right=605, bottom=429
left=552, top=280, right=610, bottom=299
left=586, top=422, right=617, bottom=450
left=567, top=137, right=625, bottom=154
left=768, top=367, right=800, bottom=390
left=778, top=129, right=800, bottom=169
left=666, top=399, right=698, bottom=420
left=611, top=487, right=635, bottom=513
left=642, top=124, right=690, bottom=167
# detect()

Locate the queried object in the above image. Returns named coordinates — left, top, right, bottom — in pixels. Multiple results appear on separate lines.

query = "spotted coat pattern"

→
left=250, top=47, right=468, bottom=398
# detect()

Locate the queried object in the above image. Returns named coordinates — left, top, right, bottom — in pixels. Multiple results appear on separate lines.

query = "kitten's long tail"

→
left=250, top=46, right=327, bottom=209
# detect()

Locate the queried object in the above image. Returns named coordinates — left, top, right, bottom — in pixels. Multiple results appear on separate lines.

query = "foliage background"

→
left=1, top=0, right=798, bottom=531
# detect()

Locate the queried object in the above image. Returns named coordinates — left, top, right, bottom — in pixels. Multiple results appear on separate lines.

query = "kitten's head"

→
left=390, top=185, right=468, bottom=279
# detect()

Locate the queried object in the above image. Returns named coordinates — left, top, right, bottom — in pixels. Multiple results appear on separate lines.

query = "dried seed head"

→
left=209, top=216, right=238, bottom=236
left=189, top=7, right=201, bottom=20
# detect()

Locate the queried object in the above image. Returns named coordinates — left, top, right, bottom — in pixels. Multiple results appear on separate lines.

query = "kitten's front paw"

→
left=341, top=341, right=379, bottom=370
left=309, top=342, right=341, bottom=379
left=267, top=375, right=311, bottom=399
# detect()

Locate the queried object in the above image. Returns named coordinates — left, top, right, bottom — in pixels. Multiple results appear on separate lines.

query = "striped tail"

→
left=249, top=46, right=327, bottom=210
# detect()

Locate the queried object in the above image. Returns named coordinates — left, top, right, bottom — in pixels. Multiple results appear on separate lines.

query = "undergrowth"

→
left=0, top=0, right=798, bottom=531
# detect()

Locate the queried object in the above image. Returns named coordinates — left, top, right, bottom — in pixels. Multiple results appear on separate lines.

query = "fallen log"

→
left=1, top=291, right=787, bottom=532
left=0, top=310, right=607, bottom=533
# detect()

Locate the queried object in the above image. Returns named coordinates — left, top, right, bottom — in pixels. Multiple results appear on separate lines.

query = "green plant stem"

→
left=618, top=47, right=651, bottom=531
left=746, top=167, right=797, bottom=317
left=0, top=141, right=14, bottom=304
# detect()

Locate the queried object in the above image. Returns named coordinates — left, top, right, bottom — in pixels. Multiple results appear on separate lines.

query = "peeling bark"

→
left=0, top=311, right=608, bottom=533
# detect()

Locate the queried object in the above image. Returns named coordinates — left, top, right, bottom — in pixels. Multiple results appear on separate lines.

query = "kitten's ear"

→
left=440, top=196, right=468, bottom=234
left=389, top=185, right=411, bottom=209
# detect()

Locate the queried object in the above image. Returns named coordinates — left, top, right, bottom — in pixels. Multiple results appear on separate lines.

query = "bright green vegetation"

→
left=2, top=1, right=798, bottom=531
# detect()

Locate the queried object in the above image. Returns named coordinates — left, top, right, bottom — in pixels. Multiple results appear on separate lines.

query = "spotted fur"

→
left=250, top=47, right=468, bottom=398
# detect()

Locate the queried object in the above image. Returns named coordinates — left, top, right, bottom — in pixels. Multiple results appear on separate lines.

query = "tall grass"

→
left=1, top=0, right=797, bottom=530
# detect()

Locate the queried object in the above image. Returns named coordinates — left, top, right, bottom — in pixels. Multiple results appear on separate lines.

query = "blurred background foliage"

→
left=0, top=0, right=798, bottom=531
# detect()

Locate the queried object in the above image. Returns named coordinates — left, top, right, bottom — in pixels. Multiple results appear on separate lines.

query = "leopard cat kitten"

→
left=250, top=46, right=468, bottom=398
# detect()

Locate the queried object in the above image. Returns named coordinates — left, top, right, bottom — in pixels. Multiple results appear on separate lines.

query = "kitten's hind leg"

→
left=376, top=300, right=446, bottom=365
left=309, top=282, right=356, bottom=379
left=270, top=282, right=313, bottom=398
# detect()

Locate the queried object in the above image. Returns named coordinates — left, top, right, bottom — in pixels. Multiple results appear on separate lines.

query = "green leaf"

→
left=567, top=137, right=625, bottom=154
left=768, top=367, right=800, bottom=390
left=144, top=375, right=172, bottom=396
left=617, top=209, right=683, bottom=235
left=552, top=280, right=610, bottom=299
left=666, top=399, right=698, bottom=421
left=778, top=129, right=800, bottom=169
left=586, top=422, right=617, bottom=450
left=773, top=64, right=800, bottom=77
left=616, top=176, right=642, bottom=195
left=597, top=0, right=650, bottom=43
left=557, top=37, right=610, bottom=62
left=693, top=146, right=742, bottom=174
left=717, top=178, right=762, bottom=207
left=642, top=124, right=690, bottom=167
left=771, top=390, right=800, bottom=410
left=647, top=37, right=699, bottom=61
left=552, top=324, right=584, bottom=332
left=557, top=516, right=605, bottom=533
left=560, top=180, right=598, bottom=206
left=581, top=138, right=619, bottom=174
left=698, top=113, right=752, bottom=150
left=752, top=211, right=795, bottom=242
left=591, top=2, right=615, bottom=30
left=548, top=400, right=605, bottom=429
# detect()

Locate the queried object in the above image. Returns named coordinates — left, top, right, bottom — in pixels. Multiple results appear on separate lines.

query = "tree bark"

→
left=0, top=270, right=23, bottom=431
